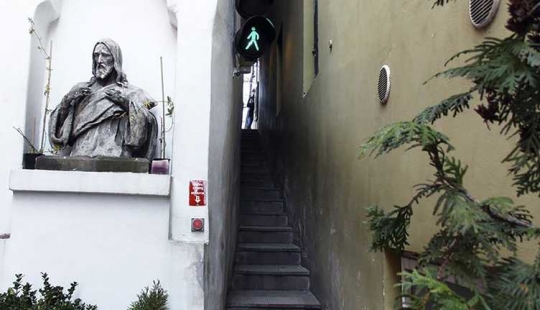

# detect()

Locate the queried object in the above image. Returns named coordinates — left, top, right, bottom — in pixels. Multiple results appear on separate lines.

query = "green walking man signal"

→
left=245, top=27, right=260, bottom=51
left=235, top=16, right=275, bottom=60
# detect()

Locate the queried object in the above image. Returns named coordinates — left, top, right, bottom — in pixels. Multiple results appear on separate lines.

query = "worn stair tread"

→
left=241, top=198, right=284, bottom=202
left=242, top=186, right=281, bottom=191
left=240, top=226, right=293, bottom=232
left=241, top=171, right=271, bottom=178
left=241, top=212, right=287, bottom=217
left=241, top=210, right=287, bottom=216
left=235, top=265, right=309, bottom=276
left=240, top=186, right=281, bottom=193
left=227, top=290, right=321, bottom=308
left=241, top=169, right=271, bottom=174
left=241, top=173, right=272, bottom=177
left=238, top=243, right=301, bottom=252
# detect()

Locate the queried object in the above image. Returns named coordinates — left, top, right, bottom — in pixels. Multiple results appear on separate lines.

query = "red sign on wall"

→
left=189, top=180, right=207, bottom=206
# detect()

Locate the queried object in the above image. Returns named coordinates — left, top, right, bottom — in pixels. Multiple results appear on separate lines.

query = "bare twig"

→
left=28, top=18, right=53, bottom=153
left=39, top=41, right=53, bottom=152
left=13, top=127, right=38, bottom=153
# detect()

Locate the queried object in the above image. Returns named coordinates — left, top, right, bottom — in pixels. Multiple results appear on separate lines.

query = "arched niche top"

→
left=167, top=0, right=179, bottom=28
left=33, top=0, right=63, bottom=26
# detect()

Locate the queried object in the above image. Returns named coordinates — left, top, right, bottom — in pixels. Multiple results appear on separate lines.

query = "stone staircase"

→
left=226, top=130, right=321, bottom=310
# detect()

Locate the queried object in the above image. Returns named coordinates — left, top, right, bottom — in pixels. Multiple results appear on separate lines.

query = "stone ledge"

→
left=36, top=156, right=150, bottom=173
left=9, top=170, right=171, bottom=197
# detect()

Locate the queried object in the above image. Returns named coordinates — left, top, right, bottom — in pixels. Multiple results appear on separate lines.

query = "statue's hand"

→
left=105, top=89, right=130, bottom=110
left=64, top=87, right=92, bottom=104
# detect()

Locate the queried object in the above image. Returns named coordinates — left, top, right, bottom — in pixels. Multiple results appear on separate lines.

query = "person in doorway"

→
left=245, top=93, right=255, bottom=129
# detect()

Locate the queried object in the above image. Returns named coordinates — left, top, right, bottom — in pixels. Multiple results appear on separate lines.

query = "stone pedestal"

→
left=35, top=156, right=150, bottom=173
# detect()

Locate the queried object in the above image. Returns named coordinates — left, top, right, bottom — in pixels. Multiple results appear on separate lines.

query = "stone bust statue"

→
left=49, top=39, right=158, bottom=160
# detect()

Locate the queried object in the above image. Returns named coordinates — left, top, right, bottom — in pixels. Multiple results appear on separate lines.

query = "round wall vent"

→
left=378, top=65, right=391, bottom=104
left=469, top=0, right=500, bottom=28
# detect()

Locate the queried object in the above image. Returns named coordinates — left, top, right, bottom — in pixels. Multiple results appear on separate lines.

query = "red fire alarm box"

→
left=189, top=180, right=206, bottom=206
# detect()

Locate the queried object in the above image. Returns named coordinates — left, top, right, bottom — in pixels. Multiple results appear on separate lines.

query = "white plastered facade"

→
left=0, top=0, right=234, bottom=309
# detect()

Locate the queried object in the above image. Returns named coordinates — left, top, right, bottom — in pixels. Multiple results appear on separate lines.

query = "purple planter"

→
left=151, top=158, right=170, bottom=174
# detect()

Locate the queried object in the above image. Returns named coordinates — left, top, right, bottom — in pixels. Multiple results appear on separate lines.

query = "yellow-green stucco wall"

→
left=255, top=1, right=539, bottom=309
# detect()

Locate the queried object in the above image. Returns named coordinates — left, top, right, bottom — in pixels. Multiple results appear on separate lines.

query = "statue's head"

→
left=90, top=39, right=128, bottom=87
left=94, top=44, right=114, bottom=80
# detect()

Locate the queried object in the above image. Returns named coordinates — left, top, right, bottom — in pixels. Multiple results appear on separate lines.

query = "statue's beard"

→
left=95, top=65, right=114, bottom=80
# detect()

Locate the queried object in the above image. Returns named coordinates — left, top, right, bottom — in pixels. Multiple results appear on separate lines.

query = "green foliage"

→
left=128, top=281, right=168, bottom=310
left=0, top=273, right=97, bottom=310
left=413, top=90, right=474, bottom=125
left=399, top=268, right=486, bottom=310
left=488, top=256, right=540, bottom=309
left=433, top=37, right=540, bottom=92
left=361, top=0, right=540, bottom=308
left=418, top=34, right=540, bottom=196
left=431, top=0, right=456, bottom=8
left=358, top=121, right=453, bottom=159
left=367, top=206, right=412, bottom=251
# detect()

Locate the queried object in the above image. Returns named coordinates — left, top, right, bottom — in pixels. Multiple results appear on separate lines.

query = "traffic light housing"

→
left=235, top=0, right=274, bottom=18
left=235, top=16, right=276, bottom=60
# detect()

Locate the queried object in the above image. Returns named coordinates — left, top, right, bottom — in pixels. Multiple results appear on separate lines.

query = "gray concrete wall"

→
left=205, top=0, right=243, bottom=309
left=258, top=4, right=386, bottom=309
left=255, top=0, right=539, bottom=309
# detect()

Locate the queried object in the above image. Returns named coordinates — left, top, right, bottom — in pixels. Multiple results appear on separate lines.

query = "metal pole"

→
left=160, top=57, right=166, bottom=158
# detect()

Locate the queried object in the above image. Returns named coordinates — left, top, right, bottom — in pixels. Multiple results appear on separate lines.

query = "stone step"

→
left=241, top=136, right=260, bottom=140
left=242, top=151, right=265, bottom=157
left=242, top=188, right=281, bottom=200
left=242, top=179, right=276, bottom=188
left=242, top=172, right=273, bottom=181
left=241, top=143, right=262, bottom=148
left=242, top=160, right=267, bottom=168
left=242, top=185, right=280, bottom=191
left=241, top=200, right=284, bottom=214
left=242, top=150, right=263, bottom=156
left=241, top=140, right=261, bottom=145
left=227, top=290, right=321, bottom=309
left=241, top=130, right=260, bottom=135
left=241, top=154, right=266, bottom=161
left=235, top=243, right=301, bottom=265
left=232, top=265, right=310, bottom=290
left=238, top=226, right=293, bottom=244
left=242, top=164, right=267, bottom=171
left=241, top=151, right=264, bottom=156
left=235, top=265, right=309, bottom=276
left=240, top=214, right=288, bottom=227
left=241, top=148, right=261, bottom=153
left=242, top=166, right=270, bottom=174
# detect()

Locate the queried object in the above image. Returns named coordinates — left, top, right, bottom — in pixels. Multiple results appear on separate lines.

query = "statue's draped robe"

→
left=49, top=82, right=158, bottom=159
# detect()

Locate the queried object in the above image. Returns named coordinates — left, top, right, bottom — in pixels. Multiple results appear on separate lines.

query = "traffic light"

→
left=235, top=0, right=276, bottom=61
left=235, top=16, right=276, bottom=60
left=235, top=0, right=274, bottom=18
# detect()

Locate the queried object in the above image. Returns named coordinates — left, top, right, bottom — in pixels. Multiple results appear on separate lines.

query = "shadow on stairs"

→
left=226, top=129, right=321, bottom=310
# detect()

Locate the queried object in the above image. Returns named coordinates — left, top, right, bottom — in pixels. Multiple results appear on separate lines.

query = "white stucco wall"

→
left=0, top=0, right=235, bottom=309
left=0, top=0, right=34, bottom=240
left=206, top=0, right=243, bottom=308
left=167, top=0, right=217, bottom=244
left=3, top=191, right=204, bottom=310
